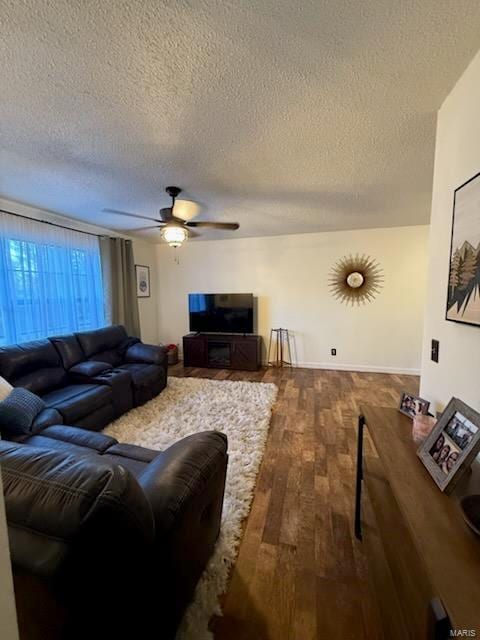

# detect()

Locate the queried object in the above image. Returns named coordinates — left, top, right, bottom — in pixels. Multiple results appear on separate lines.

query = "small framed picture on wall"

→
left=135, top=264, right=150, bottom=298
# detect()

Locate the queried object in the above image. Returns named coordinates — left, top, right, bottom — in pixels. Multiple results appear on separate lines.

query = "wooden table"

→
left=356, top=405, right=480, bottom=639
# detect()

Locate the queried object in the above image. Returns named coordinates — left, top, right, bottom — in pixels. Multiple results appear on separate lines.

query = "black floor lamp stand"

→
left=267, top=328, right=293, bottom=368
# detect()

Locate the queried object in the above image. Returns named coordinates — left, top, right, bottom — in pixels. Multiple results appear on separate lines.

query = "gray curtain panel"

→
left=99, top=237, right=141, bottom=337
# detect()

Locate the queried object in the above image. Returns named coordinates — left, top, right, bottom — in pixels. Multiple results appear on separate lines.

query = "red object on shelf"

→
left=166, top=343, right=179, bottom=365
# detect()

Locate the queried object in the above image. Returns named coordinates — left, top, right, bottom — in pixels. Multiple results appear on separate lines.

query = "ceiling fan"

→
left=103, top=186, right=239, bottom=247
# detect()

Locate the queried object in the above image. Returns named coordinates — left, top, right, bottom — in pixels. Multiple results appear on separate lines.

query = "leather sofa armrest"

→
left=40, top=425, right=118, bottom=452
left=138, top=431, right=228, bottom=535
left=125, top=343, right=167, bottom=366
left=137, top=431, right=227, bottom=633
left=68, top=360, right=113, bottom=383
left=31, top=408, right=63, bottom=432
left=69, top=361, right=112, bottom=376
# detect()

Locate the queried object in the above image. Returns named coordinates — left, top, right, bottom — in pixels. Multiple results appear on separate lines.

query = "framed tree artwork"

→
left=446, top=172, right=480, bottom=326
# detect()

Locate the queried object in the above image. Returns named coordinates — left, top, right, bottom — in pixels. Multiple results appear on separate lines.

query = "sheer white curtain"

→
left=0, top=212, right=105, bottom=346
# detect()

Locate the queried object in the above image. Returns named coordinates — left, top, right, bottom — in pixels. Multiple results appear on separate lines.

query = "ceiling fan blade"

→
left=159, top=207, right=173, bottom=222
left=186, top=228, right=200, bottom=238
left=129, top=225, right=164, bottom=232
left=185, top=221, right=239, bottom=230
left=172, top=215, right=189, bottom=225
left=103, top=208, right=160, bottom=223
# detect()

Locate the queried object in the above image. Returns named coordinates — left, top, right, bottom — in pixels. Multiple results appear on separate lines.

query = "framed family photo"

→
left=135, top=264, right=150, bottom=298
left=417, top=398, right=480, bottom=493
left=399, top=392, right=430, bottom=419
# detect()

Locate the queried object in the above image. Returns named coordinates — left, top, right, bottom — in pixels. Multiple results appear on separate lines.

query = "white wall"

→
left=133, top=242, right=159, bottom=344
left=156, top=225, right=429, bottom=374
left=420, top=50, right=480, bottom=413
left=0, top=197, right=158, bottom=343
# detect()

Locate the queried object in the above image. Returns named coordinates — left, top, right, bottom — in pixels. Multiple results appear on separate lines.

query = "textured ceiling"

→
left=1, top=1, right=480, bottom=242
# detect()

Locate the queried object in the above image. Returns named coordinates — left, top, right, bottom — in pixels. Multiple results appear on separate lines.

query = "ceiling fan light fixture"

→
left=103, top=186, right=239, bottom=243
left=161, top=225, right=187, bottom=247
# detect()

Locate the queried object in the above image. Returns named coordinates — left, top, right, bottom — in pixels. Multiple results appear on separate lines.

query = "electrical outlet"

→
left=431, top=339, right=439, bottom=363
left=331, top=348, right=337, bottom=356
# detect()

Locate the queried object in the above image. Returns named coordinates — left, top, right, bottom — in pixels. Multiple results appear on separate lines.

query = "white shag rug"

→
left=104, top=376, right=278, bottom=640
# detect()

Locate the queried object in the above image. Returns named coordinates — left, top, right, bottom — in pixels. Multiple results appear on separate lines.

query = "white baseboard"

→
left=177, top=353, right=419, bottom=376
left=286, top=361, right=420, bottom=375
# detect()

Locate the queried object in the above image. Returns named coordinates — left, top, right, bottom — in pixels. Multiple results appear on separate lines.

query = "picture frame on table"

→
left=399, top=392, right=430, bottom=419
left=135, top=264, right=150, bottom=298
left=417, top=397, right=480, bottom=493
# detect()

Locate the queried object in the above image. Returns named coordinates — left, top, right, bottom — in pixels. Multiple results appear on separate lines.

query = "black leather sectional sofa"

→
left=0, top=324, right=168, bottom=430
left=0, top=325, right=229, bottom=639
left=1, top=429, right=228, bottom=640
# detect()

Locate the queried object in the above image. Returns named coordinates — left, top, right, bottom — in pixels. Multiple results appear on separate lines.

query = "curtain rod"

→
left=0, top=208, right=122, bottom=240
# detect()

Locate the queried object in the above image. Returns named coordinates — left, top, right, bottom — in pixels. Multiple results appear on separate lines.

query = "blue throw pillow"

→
left=0, top=387, right=46, bottom=435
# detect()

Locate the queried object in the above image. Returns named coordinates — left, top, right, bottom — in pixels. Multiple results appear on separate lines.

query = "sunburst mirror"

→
left=329, top=254, right=384, bottom=306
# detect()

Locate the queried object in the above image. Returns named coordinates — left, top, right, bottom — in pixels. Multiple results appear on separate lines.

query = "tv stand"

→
left=182, top=333, right=262, bottom=371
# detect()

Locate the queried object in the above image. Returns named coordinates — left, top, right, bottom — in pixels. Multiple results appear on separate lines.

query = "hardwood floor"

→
left=170, top=363, right=420, bottom=639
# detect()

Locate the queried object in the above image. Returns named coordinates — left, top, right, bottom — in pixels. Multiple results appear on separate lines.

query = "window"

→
left=0, top=213, right=105, bottom=346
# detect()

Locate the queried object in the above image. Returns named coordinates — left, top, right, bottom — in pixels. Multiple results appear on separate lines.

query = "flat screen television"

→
left=188, top=293, right=254, bottom=334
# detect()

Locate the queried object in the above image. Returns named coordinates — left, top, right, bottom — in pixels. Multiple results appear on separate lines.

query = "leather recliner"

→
left=73, top=325, right=167, bottom=406
left=0, top=325, right=168, bottom=431
left=1, top=427, right=228, bottom=640
left=0, top=338, right=116, bottom=429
